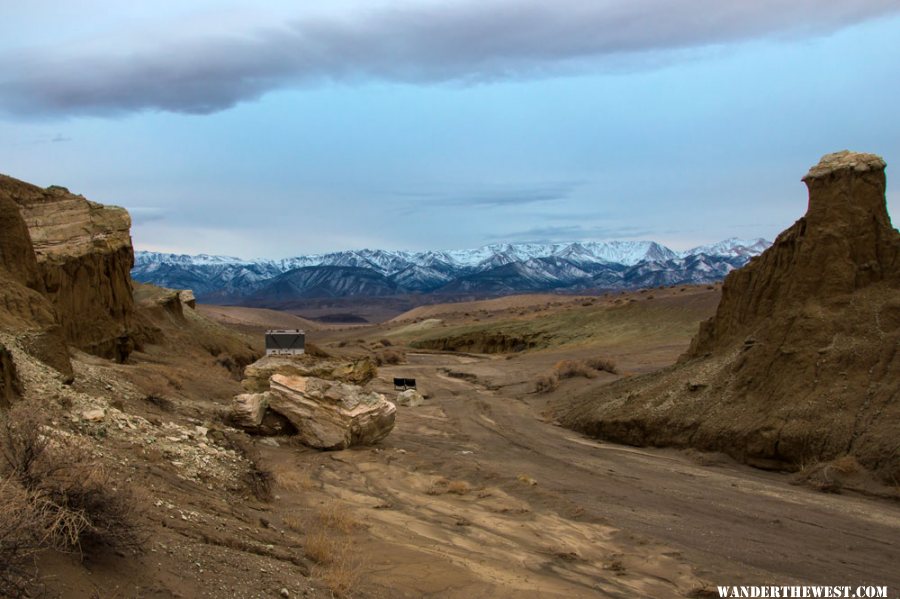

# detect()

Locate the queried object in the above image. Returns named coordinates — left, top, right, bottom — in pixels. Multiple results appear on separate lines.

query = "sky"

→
left=1, top=0, right=899, bottom=258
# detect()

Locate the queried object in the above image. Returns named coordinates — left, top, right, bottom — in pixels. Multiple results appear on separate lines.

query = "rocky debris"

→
left=267, top=374, right=395, bottom=450
left=556, top=151, right=900, bottom=481
left=18, top=329, right=75, bottom=383
left=1, top=175, right=136, bottom=361
left=1, top=332, right=249, bottom=487
left=396, top=389, right=424, bottom=407
left=81, top=407, right=106, bottom=422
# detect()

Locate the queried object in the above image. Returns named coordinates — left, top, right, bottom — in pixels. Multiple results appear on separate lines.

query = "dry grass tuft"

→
left=317, top=504, right=359, bottom=534
left=446, top=480, right=471, bottom=495
left=275, top=469, right=315, bottom=493
left=305, top=513, right=364, bottom=598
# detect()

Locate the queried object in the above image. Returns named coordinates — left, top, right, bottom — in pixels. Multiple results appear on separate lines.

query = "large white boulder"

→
left=268, top=374, right=396, bottom=450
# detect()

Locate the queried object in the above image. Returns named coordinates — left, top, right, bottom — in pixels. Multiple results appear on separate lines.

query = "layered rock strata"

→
left=0, top=176, right=136, bottom=361
left=268, top=374, right=395, bottom=450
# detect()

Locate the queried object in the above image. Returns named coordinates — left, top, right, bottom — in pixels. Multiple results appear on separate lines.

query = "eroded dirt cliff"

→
left=0, top=175, right=135, bottom=361
left=556, top=151, right=900, bottom=481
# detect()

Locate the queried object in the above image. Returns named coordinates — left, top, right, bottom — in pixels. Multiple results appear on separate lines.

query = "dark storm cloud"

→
left=0, top=0, right=897, bottom=117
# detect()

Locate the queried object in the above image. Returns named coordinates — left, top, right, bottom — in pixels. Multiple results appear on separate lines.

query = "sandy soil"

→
left=240, top=347, right=900, bottom=597
left=27, top=294, right=898, bottom=598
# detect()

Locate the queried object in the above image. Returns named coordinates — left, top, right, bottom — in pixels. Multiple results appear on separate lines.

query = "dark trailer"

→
left=265, top=329, right=306, bottom=356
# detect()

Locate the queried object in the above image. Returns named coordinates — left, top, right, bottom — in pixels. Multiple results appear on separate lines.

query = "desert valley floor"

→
left=150, top=290, right=899, bottom=599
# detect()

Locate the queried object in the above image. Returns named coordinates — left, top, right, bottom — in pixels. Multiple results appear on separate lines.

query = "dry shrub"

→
left=553, top=360, right=598, bottom=380
left=0, top=479, right=46, bottom=597
left=374, top=349, right=405, bottom=366
left=0, top=401, right=142, bottom=561
left=378, top=338, right=393, bottom=347
left=427, top=478, right=471, bottom=496
left=534, top=372, right=560, bottom=393
left=446, top=480, right=471, bottom=495
left=831, top=455, right=861, bottom=475
left=586, top=356, right=618, bottom=374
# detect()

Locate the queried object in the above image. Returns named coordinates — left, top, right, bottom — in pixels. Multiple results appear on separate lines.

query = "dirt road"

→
left=266, top=352, right=900, bottom=598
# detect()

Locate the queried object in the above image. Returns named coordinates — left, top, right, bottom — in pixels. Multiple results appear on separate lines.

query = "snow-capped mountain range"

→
left=132, top=238, right=771, bottom=303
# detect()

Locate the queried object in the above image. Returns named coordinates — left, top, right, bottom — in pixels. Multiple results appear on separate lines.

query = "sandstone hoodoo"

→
left=556, top=151, right=900, bottom=481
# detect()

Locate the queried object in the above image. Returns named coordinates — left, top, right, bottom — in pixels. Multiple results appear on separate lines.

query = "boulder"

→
left=232, top=392, right=272, bottom=429
left=268, top=374, right=395, bottom=450
left=396, top=389, right=424, bottom=407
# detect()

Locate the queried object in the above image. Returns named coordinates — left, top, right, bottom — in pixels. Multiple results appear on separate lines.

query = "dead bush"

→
left=553, top=360, right=598, bottom=380
left=0, top=479, right=46, bottom=597
left=378, top=338, right=393, bottom=347
left=586, top=356, right=618, bottom=374
left=0, top=402, right=143, bottom=557
left=534, top=372, right=560, bottom=393
left=374, top=349, right=405, bottom=366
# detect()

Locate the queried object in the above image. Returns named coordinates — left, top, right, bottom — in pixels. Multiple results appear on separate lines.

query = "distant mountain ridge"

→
left=132, top=238, right=771, bottom=303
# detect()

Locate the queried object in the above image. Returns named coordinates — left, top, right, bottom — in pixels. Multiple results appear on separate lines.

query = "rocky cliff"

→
left=0, top=175, right=136, bottom=361
left=0, top=188, right=74, bottom=380
left=556, top=151, right=900, bottom=482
